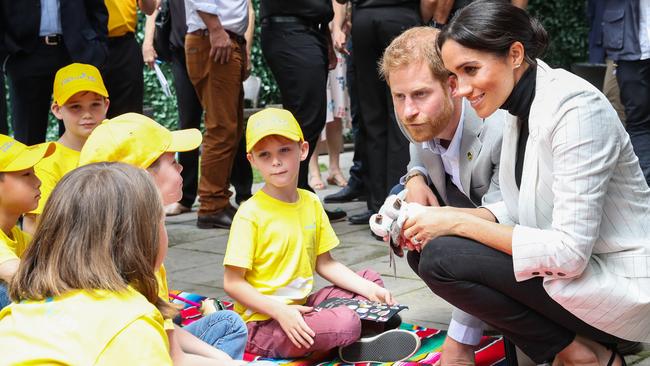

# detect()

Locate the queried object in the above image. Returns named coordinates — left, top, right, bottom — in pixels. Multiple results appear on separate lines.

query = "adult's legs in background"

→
left=617, top=59, right=650, bottom=185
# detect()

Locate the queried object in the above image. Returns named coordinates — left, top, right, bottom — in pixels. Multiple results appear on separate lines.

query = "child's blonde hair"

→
left=10, top=162, right=175, bottom=318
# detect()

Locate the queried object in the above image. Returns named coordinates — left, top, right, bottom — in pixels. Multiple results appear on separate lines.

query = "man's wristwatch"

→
left=404, top=170, right=426, bottom=185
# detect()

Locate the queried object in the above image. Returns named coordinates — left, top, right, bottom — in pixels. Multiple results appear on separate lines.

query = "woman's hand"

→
left=275, top=304, right=315, bottom=349
left=402, top=207, right=461, bottom=247
left=142, top=42, right=157, bottom=69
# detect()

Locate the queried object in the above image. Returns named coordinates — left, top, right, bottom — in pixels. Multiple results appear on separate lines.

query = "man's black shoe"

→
left=326, top=208, right=347, bottom=223
left=324, top=185, right=367, bottom=203
left=348, top=210, right=375, bottom=225
left=197, top=207, right=236, bottom=229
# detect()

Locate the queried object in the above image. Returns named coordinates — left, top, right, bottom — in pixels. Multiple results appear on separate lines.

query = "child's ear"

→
left=299, top=141, right=309, bottom=161
left=246, top=152, right=255, bottom=166
left=51, top=102, right=64, bottom=120
left=103, top=98, right=110, bottom=114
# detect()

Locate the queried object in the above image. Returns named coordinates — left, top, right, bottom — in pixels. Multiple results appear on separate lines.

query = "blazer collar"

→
left=459, top=98, right=484, bottom=194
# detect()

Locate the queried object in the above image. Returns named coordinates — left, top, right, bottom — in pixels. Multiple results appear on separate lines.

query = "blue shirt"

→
left=39, top=0, right=62, bottom=36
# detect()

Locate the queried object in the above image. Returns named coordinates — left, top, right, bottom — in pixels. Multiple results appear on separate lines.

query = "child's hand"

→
left=365, top=284, right=395, bottom=305
left=275, top=304, right=316, bottom=349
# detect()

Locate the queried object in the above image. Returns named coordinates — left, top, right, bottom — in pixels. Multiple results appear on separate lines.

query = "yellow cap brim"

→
left=167, top=129, right=202, bottom=152
left=55, top=83, right=109, bottom=106
left=246, top=130, right=302, bottom=152
left=4, top=142, right=56, bottom=172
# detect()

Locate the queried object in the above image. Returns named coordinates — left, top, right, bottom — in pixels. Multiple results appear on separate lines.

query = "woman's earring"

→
left=514, top=64, right=521, bottom=69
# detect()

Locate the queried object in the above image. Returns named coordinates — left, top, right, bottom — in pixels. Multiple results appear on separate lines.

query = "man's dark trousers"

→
left=261, top=21, right=329, bottom=191
left=617, top=58, right=650, bottom=185
left=351, top=5, right=420, bottom=212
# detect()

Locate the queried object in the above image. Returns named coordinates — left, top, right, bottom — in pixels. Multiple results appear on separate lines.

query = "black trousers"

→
left=407, top=237, right=621, bottom=363
left=616, top=58, right=650, bottom=185
left=0, top=71, right=7, bottom=135
left=170, top=46, right=201, bottom=208
left=351, top=5, right=421, bottom=211
left=5, top=42, right=71, bottom=144
left=103, top=34, right=144, bottom=118
left=345, top=38, right=366, bottom=193
left=170, top=45, right=251, bottom=208
left=261, top=22, right=328, bottom=191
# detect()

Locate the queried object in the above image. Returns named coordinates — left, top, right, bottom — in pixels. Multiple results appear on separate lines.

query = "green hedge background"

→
left=4, top=0, right=589, bottom=135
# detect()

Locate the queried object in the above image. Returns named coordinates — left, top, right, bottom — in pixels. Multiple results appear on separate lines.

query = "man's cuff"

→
left=195, top=2, right=219, bottom=16
left=447, top=319, right=483, bottom=346
left=399, top=167, right=429, bottom=185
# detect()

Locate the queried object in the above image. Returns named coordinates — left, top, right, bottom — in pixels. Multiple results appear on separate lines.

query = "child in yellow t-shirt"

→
left=0, top=163, right=175, bottom=365
left=0, top=134, right=55, bottom=310
left=22, top=63, right=110, bottom=234
left=78, top=113, right=249, bottom=365
left=223, top=108, right=419, bottom=363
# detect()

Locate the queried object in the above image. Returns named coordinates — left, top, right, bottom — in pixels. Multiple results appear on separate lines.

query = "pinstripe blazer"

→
left=484, top=60, right=650, bottom=342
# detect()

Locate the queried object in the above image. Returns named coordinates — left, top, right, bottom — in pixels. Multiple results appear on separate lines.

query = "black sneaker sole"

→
left=338, top=329, right=420, bottom=363
left=323, top=195, right=367, bottom=204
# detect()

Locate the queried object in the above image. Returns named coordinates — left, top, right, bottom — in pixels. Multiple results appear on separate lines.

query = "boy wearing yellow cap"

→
left=22, top=63, right=109, bottom=234
left=223, top=108, right=419, bottom=362
left=0, top=135, right=55, bottom=309
left=78, top=113, right=249, bottom=365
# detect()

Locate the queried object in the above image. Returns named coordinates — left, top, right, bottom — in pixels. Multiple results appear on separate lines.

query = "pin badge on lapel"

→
left=467, top=151, right=473, bottom=161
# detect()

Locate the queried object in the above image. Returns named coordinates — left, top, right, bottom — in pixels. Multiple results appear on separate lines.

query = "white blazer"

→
left=484, top=60, right=650, bottom=342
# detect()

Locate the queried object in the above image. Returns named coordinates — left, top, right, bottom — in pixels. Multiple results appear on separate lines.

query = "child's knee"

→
left=325, top=306, right=362, bottom=340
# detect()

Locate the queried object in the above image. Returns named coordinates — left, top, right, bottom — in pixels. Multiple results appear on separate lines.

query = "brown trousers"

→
left=185, top=33, right=244, bottom=215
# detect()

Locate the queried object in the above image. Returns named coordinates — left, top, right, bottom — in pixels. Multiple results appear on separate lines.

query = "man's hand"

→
left=405, top=175, right=439, bottom=206
left=209, top=28, right=232, bottom=64
left=275, top=304, right=316, bottom=349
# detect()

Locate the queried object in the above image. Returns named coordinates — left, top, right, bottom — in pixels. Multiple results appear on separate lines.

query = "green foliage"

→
left=528, top=0, right=589, bottom=69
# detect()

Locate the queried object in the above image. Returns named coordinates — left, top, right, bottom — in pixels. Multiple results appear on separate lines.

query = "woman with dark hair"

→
left=399, top=1, right=650, bottom=365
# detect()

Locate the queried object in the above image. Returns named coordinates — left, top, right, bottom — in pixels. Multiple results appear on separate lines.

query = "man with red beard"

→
left=380, top=26, right=505, bottom=365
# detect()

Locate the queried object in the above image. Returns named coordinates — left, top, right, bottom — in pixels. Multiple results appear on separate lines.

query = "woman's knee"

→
left=417, top=237, right=466, bottom=287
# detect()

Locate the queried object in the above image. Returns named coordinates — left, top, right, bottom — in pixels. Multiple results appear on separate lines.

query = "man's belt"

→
left=187, top=29, right=246, bottom=44
left=40, top=34, right=63, bottom=46
left=261, top=15, right=321, bottom=30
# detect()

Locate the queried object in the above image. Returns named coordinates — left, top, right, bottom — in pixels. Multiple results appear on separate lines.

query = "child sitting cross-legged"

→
left=0, top=162, right=176, bottom=364
left=0, top=136, right=55, bottom=310
left=223, top=108, right=420, bottom=363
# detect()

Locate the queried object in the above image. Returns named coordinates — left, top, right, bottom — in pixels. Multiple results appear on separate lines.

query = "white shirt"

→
left=184, top=0, right=248, bottom=35
left=639, top=0, right=650, bottom=59
left=422, top=103, right=466, bottom=195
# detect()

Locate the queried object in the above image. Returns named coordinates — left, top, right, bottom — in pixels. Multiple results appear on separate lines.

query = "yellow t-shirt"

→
left=224, top=189, right=339, bottom=323
left=0, top=286, right=172, bottom=365
left=106, top=0, right=138, bottom=37
left=155, top=264, right=175, bottom=330
left=0, top=226, right=31, bottom=265
left=31, top=142, right=80, bottom=215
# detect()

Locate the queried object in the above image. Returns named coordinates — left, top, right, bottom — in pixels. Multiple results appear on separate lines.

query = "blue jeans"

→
left=0, top=283, right=10, bottom=310
left=184, top=310, right=248, bottom=359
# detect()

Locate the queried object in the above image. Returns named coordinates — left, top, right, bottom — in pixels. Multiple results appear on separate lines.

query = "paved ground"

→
left=164, top=151, right=649, bottom=365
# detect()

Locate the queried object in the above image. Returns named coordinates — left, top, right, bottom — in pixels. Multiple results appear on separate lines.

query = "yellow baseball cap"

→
left=0, top=134, right=56, bottom=172
left=246, top=108, right=304, bottom=152
left=53, top=63, right=108, bottom=105
left=78, top=113, right=202, bottom=169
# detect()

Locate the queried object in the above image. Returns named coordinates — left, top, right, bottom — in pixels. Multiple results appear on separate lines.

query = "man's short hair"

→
left=379, top=27, right=450, bottom=85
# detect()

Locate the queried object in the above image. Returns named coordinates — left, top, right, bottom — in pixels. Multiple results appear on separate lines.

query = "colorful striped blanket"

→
left=169, top=291, right=506, bottom=366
